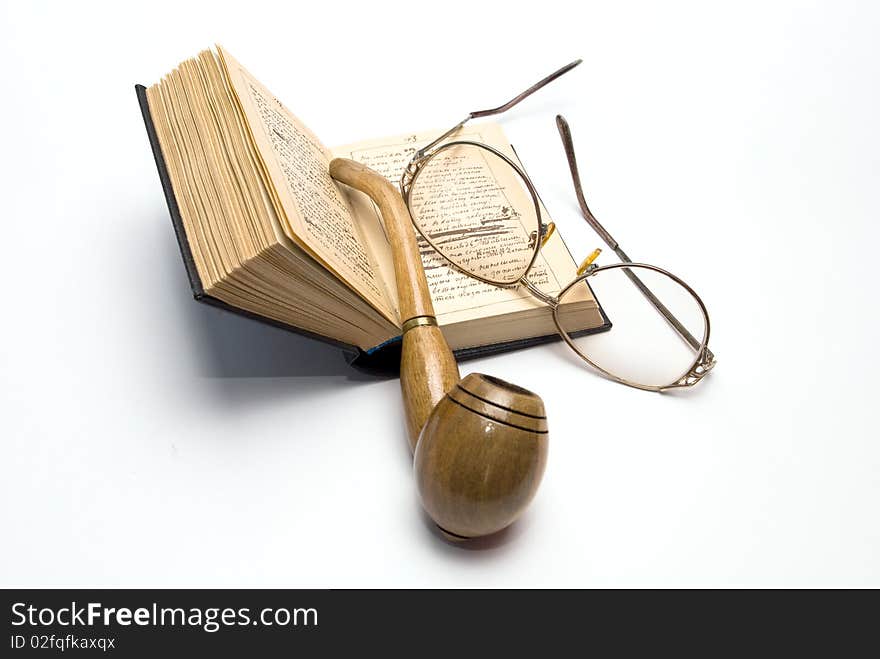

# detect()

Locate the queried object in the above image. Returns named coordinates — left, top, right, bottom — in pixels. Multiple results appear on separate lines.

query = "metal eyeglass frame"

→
left=399, top=62, right=716, bottom=391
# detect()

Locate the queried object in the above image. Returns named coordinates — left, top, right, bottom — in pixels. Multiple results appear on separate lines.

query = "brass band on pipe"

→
left=401, top=315, right=438, bottom=334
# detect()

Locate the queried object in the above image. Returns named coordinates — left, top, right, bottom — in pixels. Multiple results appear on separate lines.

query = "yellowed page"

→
left=217, top=46, right=394, bottom=322
left=332, top=123, right=595, bottom=329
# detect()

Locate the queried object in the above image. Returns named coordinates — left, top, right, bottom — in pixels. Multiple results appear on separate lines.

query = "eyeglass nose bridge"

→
left=519, top=278, right=560, bottom=308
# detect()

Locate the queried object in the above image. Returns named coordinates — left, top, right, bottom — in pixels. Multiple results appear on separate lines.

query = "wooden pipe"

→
left=329, top=158, right=459, bottom=447
left=329, top=158, right=548, bottom=539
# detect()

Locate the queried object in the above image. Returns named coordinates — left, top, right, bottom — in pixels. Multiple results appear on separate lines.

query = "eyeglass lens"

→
left=556, top=265, right=707, bottom=388
left=407, top=143, right=540, bottom=285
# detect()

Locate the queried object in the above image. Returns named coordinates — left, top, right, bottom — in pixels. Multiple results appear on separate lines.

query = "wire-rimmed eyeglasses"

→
left=399, top=62, right=716, bottom=391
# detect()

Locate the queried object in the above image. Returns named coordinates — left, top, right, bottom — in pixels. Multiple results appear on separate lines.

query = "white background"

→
left=1, top=0, right=878, bottom=587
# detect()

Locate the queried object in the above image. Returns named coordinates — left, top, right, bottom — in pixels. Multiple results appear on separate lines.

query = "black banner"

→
left=2, top=589, right=874, bottom=655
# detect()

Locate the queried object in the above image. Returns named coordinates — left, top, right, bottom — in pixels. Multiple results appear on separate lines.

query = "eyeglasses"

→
left=399, top=63, right=716, bottom=391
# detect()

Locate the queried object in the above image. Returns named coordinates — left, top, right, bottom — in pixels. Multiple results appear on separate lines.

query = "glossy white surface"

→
left=2, top=0, right=878, bottom=587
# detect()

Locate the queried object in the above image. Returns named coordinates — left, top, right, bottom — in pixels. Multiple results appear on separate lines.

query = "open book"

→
left=138, top=46, right=607, bottom=368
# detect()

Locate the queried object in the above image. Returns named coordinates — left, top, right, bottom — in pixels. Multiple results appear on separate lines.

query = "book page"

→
left=217, top=46, right=394, bottom=322
left=332, top=123, right=595, bottom=328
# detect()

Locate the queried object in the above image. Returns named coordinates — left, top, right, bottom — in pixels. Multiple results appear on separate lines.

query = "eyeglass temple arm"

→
left=555, top=115, right=621, bottom=254
left=416, top=60, right=583, bottom=158
left=470, top=59, right=583, bottom=119
left=623, top=266, right=703, bottom=353
left=556, top=115, right=710, bottom=357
